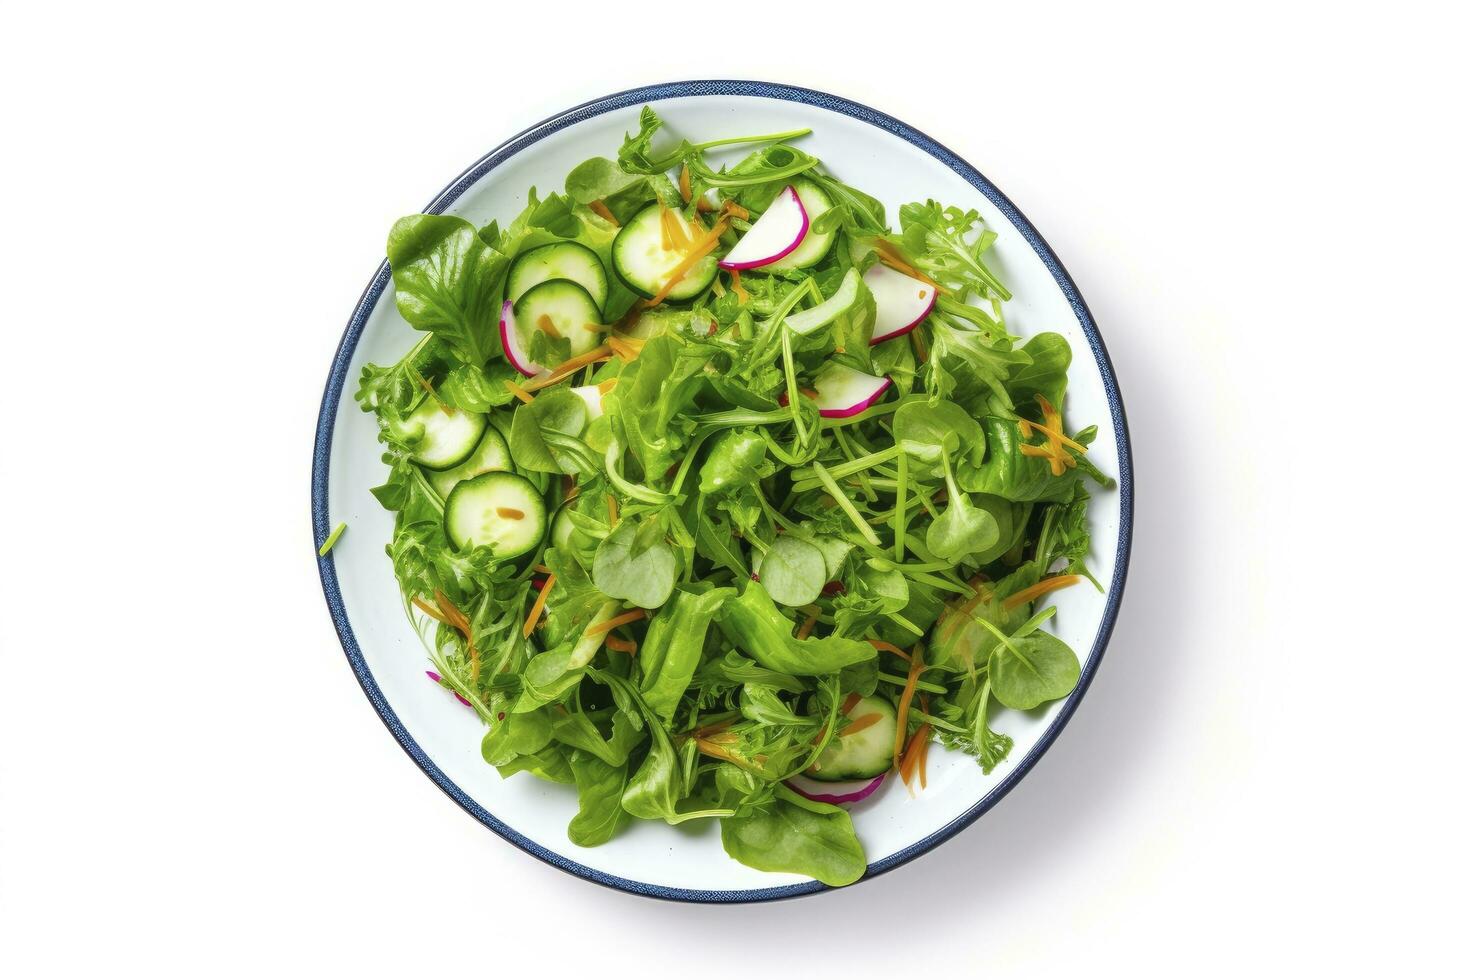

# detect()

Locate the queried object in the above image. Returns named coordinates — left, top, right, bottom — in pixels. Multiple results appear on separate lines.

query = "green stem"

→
left=811, top=461, right=880, bottom=546
left=893, top=450, right=909, bottom=562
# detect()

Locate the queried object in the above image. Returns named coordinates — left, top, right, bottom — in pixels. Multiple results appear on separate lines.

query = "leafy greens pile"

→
left=357, top=107, right=1112, bottom=886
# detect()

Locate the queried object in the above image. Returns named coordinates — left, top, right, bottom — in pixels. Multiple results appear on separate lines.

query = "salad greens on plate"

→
left=355, top=107, right=1113, bottom=886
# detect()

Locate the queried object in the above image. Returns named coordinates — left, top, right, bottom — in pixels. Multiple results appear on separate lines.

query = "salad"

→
left=354, top=108, right=1112, bottom=886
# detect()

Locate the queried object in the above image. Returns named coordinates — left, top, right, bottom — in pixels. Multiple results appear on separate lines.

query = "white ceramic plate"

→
left=313, top=81, right=1133, bottom=902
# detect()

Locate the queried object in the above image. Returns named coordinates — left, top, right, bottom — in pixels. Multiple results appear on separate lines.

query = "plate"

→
left=313, top=80, right=1133, bottom=902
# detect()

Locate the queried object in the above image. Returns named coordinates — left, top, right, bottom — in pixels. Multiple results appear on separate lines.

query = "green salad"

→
left=355, top=107, right=1113, bottom=886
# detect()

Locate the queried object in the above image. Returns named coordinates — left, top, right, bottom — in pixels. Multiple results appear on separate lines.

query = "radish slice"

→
left=425, top=670, right=473, bottom=709
left=570, top=384, right=605, bottom=419
left=499, top=300, right=543, bottom=377
left=781, top=362, right=892, bottom=418
left=865, top=264, right=937, bottom=343
left=718, top=185, right=809, bottom=270
left=786, top=773, right=887, bottom=805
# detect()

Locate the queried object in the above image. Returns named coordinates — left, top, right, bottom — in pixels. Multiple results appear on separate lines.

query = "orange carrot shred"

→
left=533, top=564, right=552, bottom=574
left=522, top=345, right=614, bottom=392
left=504, top=379, right=535, bottom=404
left=892, top=645, right=925, bottom=769
left=536, top=313, right=561, bottom=339
left=839, top=692, right=862, bottom=716
left=679, top=164, right=692, bottom=203
left=603, top=634, right=638, bottom=655
left=596, top=377, right=619, bottom=394
left=588, top=200, right=619, bottom=225
left=587, top=609, right=646, bottom=636
left=866, top=638, right=912, bottom=661
left=1002, top=575, right=1082, bottom=611
left=415, top=374, right=454, bottom=415
left=606, top=493, right=619, bottom=527
left=840, top=712, right=884, bottom=736
left=722, top=200, right=750, bottom=220
left=647, top=219, right=728, bottom=306
left=730, top=268, right=749, bottom=304
left=796, top=609, right=819, bottom=640
left=412, top=596, right=449, bottom=624
left=522, top=574, right=556, bottom=638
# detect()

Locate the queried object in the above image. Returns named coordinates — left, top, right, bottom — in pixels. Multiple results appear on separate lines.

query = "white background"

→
left=1, top=2, right=1464, bottom=975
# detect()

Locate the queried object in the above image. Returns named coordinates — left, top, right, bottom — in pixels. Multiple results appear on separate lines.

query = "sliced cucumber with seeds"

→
left=385, top=396, right=487, bottom=470
left=426, top=425, right=511, bottom=500
left=512, top=279, right=604, bottom=360
left=444, top=472, right=546, bottom=557
left=612, top=203, right=719, bottom=302
left=765, top=178, right=836, bottom=272
left=807, top=695, right=898, bottom=781
left=508, top=241, right=609, bottom=311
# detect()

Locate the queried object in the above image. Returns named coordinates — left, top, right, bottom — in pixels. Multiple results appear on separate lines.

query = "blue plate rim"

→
left=312, top=79, right=1134, bottom=904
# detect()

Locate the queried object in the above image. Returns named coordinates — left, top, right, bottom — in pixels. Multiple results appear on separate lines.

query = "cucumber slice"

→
left=508, top=241, right=609, bottom=311
left=444, top=472, right=547, bottom=557
left=807, top=695, right=898, bottom=781
left=612, top=203, right=719, bottom=302
left=765, top=178, right=836, bottom=271
left=426, top=425, right=511, bottom=499
left=385, top=396, right=487, bottom=470
left=512, top=279, right=604, bottom=360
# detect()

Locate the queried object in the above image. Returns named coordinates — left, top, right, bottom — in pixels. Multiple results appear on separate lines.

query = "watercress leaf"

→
left=593, top=519, right=677, bottom=609
left=695, top=651, right=808, bottom=695
left=926, top=319, right=1030, bottom=414
left=640, top=587, right=734, bottom=722
left=567, top=752, right=631, bottom=847
left=698, top=429, right=768, bottom=494
left=386, top=214, right=505, bottom=366
left=719, top=784, right=865, bottom=886
left=926, top=493, right=1001, bottom=563
left=717, top=581, right=875, bottom=676
left=989, top=629, right=1081, bottom=710
left=897, top=200, right=1011, bottom=301
left=893, top=397, right=982, bottom=472
left=758, top=535, right=826, bottom=607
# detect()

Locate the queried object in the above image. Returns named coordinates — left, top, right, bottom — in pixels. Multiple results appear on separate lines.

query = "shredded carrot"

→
left=918, top=695, right=932, bottom=789
left=533, top=564, right=552, bottom=574
left=840, top=712, right=883, bottom=736
left=1025, top=417, right=1087, bottom=454
left=687, top=716, right=737, bottom=740
left=588, top=200, right=619, bottom=225
left=659, top=207, right=673, bottom=250
left=1017, top=419, right=1033, bottom=438
left=504, top=379, right=535, bottom=404
left=722, top=200, right=750, bottom=220
left=495, top=507, right=524, bottom=520
left=562, top=474, right=580, bottom=500
left=647, top=219, right=728, bottom=306
left=696, top=197, right=715, bottom=213
left=522, top=574, right=556, bottom=638
left=606, top=493, right=619, bottom=527
left=839, top=692, right=863, bottom=716
left=603, top=634, right=638, bottom=655
left=796, top=609, right=819, bottom=640
left=875, top=240, right=942, bottom=291
left=586, top=608, right=646, bottom=636
left=730, top=268, right=749, bottom=304
left=866, top=638, right=912, bottom=661
left=596, top=377, right=619, bottom=395
left=536, top=313, right=561, bottom=339
left=679, top=164, right=692, bottom=203
left=663, top=207, right=692, bottom=250
left=582, top=322, right=602, bottom=333
left=435, top=591, right=480, bottom=680
left=695, top=739, right=748, bottom=766
left=412, top=596, right=449, bottom=624
left=910, top=328, right=929, bottom=363
left=1019, top=443, right=1055, bottom=458
left=607, top=335, right=642, bottom=362
left=415, top=374, right=454, bottom=415
left=522, top=345, right=614, bottom=392
left=899, top=723, right=932, bottom=791
left=1003, top=574, right=1082, bottom=611
left=892, top=645, right=925, bottom=769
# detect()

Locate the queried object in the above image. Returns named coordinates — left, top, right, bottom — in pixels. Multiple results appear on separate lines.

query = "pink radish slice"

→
left=718, top=185, right=809, bottom=270
left=425, top=670, right=473, bottom=708
left=786, top=773, right=887, bottom=805
left=499, top=300, right=543, bottom=377
left=781, top=362, right=892, bottom=418
left=865, top=264, right=937, bottom=343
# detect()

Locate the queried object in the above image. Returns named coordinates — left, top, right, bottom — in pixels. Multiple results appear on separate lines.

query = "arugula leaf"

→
left=898, top=200, right=1011, bottom=301
left=640, top=587, right=733, bottom=722
left=926, top=319, right=1030, bottom=413
left=386, top=215, right=505, bottom=366
left=717, top=582, right=875, bottom=676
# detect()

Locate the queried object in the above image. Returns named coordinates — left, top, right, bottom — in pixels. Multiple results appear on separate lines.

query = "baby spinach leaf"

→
left=719, top=784, right=865, bottom=886
left=698, top=429, right=768, bottom=494
left=567, top=752, right=631, bottom=847
left=988, top=629, right=1081, bottom=710
left=481, top=708, right=553, bottom=766
left=437, top=360, right=518, bottom=412
left=758, top=535, right=826, bottom=607
left=386, top=214, right=505, bottom=366
left=640, top=587, right=734, bottom=722
left=593, top=519, right=677, bottom=609
left=957, top=417, right=1085, bottom=502
left=717, top=582, right=875, bottom=676
left=1006, top=332, right=1072, bottom=410
left=509, top=389, right=588, bottom=475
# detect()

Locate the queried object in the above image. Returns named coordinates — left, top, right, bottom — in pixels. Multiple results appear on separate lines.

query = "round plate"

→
left=313, top=80, right=1133, bottom=902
